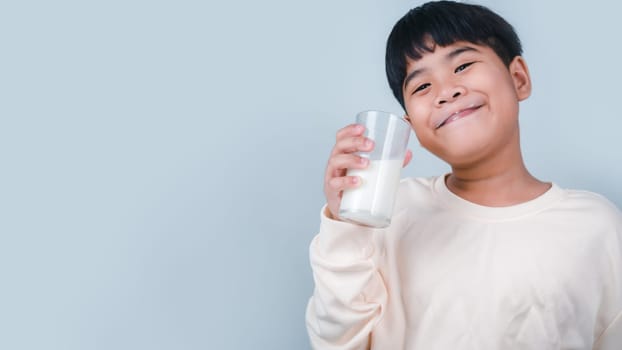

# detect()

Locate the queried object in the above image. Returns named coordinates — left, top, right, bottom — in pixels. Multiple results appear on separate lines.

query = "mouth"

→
left=435, top=104, right=483, bottom=129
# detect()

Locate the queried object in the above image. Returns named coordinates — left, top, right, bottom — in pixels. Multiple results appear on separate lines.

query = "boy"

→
left=305, top=1, right=622, bottom=349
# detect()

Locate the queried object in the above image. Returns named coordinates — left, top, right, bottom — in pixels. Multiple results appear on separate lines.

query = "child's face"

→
left=402, top=41, right=531, bottom=167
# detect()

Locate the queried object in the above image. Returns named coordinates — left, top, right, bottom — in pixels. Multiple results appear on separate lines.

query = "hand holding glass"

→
left=339, top=111, right=411, bottom=228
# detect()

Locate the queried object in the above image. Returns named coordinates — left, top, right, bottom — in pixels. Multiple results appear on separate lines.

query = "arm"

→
left=593, top=203, right=622, bottom=350
left=307, top=123, right=410, bottom=349
left=305, top=207, right=387, bottom=350
left=593, top=311, right=622, bottom=350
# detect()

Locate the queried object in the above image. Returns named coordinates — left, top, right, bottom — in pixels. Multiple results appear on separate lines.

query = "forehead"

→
left=405, top=41, right=489, bottom=69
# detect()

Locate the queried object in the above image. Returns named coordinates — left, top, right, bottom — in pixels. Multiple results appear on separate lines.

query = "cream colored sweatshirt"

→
left=306, top=176, right=622, bottom=350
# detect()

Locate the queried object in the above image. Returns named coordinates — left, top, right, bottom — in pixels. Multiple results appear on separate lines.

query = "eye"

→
left=455, top=62, right=475, bottom=73
left=412, top=83, right=430, bottom=95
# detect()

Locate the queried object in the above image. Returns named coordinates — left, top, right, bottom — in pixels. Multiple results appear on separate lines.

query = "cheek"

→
left=493, top=87, right=520, bottom=119
left=484, top=68, right=518, bottom=102
left=407, top=107, right=432, bottom=135
left=405, top=101, right=428, bottom=122
left=408, top=117, right=432, bottom=146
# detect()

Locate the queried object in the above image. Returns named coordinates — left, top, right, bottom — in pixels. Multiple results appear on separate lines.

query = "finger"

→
left=332, top=135, right=374, bottom=155
left=403, top=149, right=413, bottom=167
left=327, top=154, right=369, bottom=175
left=335, top=123, right=365, bottom=141
left=327, top=175, right=361, bottom=193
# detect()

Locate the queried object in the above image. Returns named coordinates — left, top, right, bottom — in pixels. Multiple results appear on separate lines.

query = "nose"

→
left=435, top=85, right=466, bottom=106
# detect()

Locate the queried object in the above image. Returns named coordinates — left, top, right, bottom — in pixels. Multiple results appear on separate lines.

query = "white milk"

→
left=339, top=159, right=402, bottom=228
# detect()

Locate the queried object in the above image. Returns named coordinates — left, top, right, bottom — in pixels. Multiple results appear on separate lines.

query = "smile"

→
left=435, top=105, right=483, bottom=129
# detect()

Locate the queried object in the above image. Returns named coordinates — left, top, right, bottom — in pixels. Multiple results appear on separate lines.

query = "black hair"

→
left=385, top=1, right=523, bottom=109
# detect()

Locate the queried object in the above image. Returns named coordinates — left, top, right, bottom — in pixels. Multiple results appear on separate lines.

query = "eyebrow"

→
left=402, top=46, right=480, bottom=90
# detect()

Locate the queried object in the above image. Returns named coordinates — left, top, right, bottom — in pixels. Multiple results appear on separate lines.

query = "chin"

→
left=428, top=143, right=491, bottom=168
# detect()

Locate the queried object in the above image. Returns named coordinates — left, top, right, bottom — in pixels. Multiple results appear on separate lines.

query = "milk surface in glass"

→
left=340, top=159, right=402, bottom=227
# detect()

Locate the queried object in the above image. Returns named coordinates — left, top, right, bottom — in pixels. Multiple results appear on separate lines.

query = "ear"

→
left=509, top=56, right=532, bottom=101
left=404, top=114, right=411, bottom=123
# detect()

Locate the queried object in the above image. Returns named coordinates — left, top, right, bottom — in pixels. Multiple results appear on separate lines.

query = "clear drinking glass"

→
left=339, top=110, right=411, bottom=228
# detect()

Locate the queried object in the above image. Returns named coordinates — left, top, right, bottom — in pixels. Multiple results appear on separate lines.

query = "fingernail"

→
left=352, top=176, right=359, bottom=184
left=365, top=139, right=373, bottom=147
left=360, top=157, right=368, bottom=165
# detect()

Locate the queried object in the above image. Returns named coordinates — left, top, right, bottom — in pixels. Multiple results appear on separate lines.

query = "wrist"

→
left=324, top=206, right=340, bottom=221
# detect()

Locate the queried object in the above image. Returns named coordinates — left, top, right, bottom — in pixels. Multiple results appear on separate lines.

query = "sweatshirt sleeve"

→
left=305, top=206, right=388, bottom=350
left=593, top=202, right=622, bottom=350
left=593, top=311, right=622, bottom=350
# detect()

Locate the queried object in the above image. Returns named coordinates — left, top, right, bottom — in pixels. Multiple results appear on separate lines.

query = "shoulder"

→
left=553, top=187, right=622, bottom=251
left=393, top=175, right=443, bottom=213
left=399, top=176, right=437, bottom=193
left=558, top=187, right=622, bottom=224
left=397, top=176, right=438, bottom=200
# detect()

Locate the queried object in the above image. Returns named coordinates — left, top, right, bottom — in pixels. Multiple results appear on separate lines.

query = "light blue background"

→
left=1, top=1, right=620, bottom=349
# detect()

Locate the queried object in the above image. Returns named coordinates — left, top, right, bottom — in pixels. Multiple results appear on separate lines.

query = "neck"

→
left=446, top=135, right=549, bottom=207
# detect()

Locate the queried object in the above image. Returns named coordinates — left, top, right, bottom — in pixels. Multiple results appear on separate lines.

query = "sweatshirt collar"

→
left=433, top=174, right=566, bottom=221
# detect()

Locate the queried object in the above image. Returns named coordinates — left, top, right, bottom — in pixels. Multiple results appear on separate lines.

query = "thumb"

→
left=402, top=149, right=413, bottom=168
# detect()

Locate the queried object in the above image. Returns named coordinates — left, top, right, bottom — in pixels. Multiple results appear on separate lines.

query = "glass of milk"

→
left=339, top=111, right=410, bottom=228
